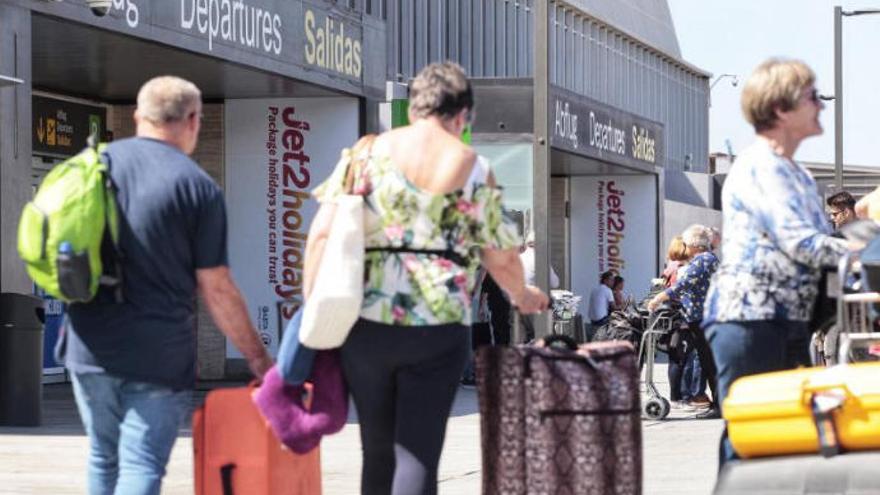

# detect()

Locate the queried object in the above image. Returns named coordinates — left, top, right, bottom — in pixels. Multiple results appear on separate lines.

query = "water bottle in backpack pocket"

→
left=55, top=241, right=93, bottom=302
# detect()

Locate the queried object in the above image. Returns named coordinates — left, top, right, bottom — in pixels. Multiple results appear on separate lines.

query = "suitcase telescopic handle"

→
left=512, top=311, right=524, bottom=344
left=523, top=349, right=600, bottom=378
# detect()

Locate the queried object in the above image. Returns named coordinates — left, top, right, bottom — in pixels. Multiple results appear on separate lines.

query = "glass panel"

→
left=473, top=142, right=534, bottom=234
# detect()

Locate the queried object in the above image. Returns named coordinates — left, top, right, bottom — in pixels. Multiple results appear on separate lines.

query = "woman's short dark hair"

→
left=408, top=62, right=474, bottom=120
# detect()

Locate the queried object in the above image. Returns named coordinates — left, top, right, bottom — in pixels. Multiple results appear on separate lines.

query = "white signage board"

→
left=570, top=175, right=657, bottom=317
left=224, top=97, right=359, bottom=357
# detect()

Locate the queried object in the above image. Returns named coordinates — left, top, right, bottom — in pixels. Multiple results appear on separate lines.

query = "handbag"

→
left=299, top=135, right=375, bottom=349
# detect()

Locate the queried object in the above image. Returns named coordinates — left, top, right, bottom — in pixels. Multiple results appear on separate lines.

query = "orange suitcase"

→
left=193, top=385, right=322, bottom=495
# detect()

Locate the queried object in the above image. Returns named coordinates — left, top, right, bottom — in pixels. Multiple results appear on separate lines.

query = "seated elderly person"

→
left=648, top=225, right=720, bottom=418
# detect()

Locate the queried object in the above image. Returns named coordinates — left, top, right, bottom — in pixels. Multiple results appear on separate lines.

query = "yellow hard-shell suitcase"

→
left=723, top=363, right=880, bottom=459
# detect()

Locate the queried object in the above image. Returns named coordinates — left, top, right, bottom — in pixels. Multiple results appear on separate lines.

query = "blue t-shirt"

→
left=62, top=137, right=228, bottom=390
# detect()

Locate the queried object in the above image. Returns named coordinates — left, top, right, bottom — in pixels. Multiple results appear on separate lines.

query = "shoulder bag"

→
left=299, top=135, right=374, bottom=349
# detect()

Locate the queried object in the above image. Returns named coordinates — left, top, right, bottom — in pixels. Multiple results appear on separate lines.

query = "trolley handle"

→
left=645, top=305, right=676, bottom=329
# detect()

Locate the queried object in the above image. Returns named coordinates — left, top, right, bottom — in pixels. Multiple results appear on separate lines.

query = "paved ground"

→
left=0, top=361, right=723, bottom=494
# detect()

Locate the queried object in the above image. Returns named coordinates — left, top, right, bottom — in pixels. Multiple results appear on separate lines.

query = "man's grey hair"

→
left=682, top=224, right=713, bottom=250
left=136, top=76, right=201, bottom=124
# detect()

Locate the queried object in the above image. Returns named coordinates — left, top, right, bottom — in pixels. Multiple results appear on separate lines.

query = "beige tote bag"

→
left=299, top=136, right=374, bottom=349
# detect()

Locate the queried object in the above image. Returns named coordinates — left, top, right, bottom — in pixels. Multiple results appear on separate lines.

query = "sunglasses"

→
left=806, top=88, right=822, bottom=104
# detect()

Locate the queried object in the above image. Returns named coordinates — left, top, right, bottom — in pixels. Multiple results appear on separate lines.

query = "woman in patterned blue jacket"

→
left=702, top=58, right=858, bottom=466
left=648, top=225, right=720, bottom=416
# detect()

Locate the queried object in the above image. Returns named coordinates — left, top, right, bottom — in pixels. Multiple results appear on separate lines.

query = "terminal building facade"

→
left=1, top=0, right=711, bottom=379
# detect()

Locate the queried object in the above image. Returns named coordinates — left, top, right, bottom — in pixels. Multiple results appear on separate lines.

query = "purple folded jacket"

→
left=252, top=350, right=348, bottom=454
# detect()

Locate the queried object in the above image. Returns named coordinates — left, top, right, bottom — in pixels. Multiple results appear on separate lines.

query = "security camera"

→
left=87, top=0, right=112, bottom=16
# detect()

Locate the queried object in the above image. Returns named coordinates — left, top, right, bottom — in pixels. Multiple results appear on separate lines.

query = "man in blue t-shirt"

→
left=60, top=76, right=273, bottom=495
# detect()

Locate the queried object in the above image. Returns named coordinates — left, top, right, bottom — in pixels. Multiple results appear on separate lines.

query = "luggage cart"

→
left=826, top=251, right=880, bottom=364
left=639, top=307, right=678, bottom=420
left=838, top=332, right=880, bottom=364
left=836, top=254, right=880, bottom=363
left=551, top=313, right=586, bottom=343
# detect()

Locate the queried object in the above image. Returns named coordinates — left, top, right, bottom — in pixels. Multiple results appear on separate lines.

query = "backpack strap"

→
left=96, top=145, right=125, bottom=303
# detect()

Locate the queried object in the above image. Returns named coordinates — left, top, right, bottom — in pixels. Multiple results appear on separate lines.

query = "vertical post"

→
left=0, top=4, right=34, bottom=294
left=532, top=1, right=552, bottom=339
left=834, top=6, right=843, bottom=192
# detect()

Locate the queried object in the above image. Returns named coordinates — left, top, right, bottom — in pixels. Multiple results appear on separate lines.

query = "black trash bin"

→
left=0, top=292, right=46, bottom=426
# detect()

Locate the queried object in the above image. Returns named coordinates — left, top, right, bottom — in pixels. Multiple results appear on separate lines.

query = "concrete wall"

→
left=664, top=169, right=716, bottom=208
left=0, top=5, right=33, bottom=295
left=662, top=199, right=722, bottom=258
left=384, top=1, right=710, bottom=173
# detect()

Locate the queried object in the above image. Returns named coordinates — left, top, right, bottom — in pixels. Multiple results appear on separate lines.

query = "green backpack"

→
left=17, top=142, right=122, bottom=303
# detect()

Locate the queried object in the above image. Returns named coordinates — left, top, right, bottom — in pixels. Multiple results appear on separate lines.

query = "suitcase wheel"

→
left=644, top=397, right=670, bottom=420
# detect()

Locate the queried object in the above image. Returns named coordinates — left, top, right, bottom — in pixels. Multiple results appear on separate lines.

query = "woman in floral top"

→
left=303, top=62, right=548, bottom=494
left=702, top=59, right=857, bottom=467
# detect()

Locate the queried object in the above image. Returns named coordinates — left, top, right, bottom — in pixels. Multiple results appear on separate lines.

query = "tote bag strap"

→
left=343, top=134, right=377, bottom=195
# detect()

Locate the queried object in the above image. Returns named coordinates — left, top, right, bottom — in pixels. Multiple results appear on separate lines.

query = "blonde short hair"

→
left=666, top=236, right=688, bottom=262
left=741, top=58, right=815, bottom=132
left=136, top=76, right=202, bottom=124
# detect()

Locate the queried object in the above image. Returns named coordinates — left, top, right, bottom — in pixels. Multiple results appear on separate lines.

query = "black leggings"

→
left=340, top=319, right=470, bottom=495
left=666, top=322, right=719, bottom=403
left=688, top=321, right=719, bottom=405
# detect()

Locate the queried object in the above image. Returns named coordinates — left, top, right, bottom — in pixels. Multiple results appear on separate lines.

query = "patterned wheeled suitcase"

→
left=475, top=335, right=641, bottom=495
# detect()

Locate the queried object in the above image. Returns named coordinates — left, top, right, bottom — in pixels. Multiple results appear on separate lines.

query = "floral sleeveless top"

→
left=313, top=146, right=520, bottom=326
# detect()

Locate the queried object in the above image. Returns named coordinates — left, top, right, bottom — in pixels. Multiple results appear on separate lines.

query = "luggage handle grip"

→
left=523, top=351, right=599, bottom=378
left=220, top=463, right=235, bottom=495
left=801, top=382, right=851, bottom=405
left=540, top=334, right=578, bottom=351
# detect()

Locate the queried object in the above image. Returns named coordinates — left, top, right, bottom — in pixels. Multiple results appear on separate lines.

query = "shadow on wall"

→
left=665, top=169, right=716, bottom=208
left=662, top=199, right=722, bottom=259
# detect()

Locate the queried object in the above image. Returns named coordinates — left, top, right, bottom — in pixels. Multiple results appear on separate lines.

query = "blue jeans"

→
left=705, top=320, right=809, bottom=469
left=71, top=372, right=190, bottom=495
left=682, top=351, right=706, bottom=399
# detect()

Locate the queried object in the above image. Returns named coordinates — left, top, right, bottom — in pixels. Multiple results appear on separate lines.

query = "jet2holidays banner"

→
left=224, top=98, right=358, bottom=357
left=570, top=176, right=657, bottom=315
